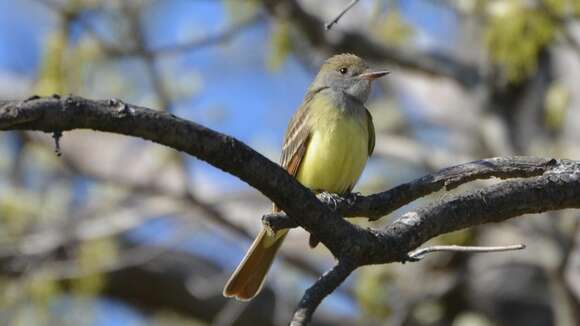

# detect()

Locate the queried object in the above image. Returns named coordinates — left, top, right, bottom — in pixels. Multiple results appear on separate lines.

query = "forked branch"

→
left=2, top=96, right=580, bottom=325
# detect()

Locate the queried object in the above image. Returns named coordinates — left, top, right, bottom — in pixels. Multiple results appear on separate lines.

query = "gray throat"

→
left=323, top=88, right=367, bottom=117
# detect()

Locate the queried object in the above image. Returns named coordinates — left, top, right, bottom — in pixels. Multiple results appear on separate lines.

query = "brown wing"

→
left=280, top=88, right=324, bottom=173
left=280, top=107, right=310, bottom=174
left=273, top=90, right=321, bottom=212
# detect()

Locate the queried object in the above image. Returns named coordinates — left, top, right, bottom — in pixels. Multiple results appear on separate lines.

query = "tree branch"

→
left=290, top=259, right=356, bottom=326
left=407, top=244, right=526, bottom=261
left=2, top=96, right=580, bottom=324
left=153, top=14, right=265, bottom=56
left=324, top=0, right=360, bottom=30
left=0, top=96, right=352, bottom=259
left=373, top=172, right=580, bottom=265
left=262, top=156, right=562, bottom=228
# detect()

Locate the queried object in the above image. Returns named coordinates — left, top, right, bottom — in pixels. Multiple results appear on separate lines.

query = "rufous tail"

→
left=223, top=228, right=288, bottom=300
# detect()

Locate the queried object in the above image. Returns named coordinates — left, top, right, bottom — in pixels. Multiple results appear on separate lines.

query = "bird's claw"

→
left=345, top=192, right=360, bottom=206
left=318, top=192, right=342, bottom=211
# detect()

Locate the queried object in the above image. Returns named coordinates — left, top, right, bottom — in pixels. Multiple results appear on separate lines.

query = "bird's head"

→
left=311, top=53, right=389, bottom=103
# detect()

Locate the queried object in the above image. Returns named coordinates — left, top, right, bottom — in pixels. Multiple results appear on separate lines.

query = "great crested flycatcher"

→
left=223, top=53, right=388, bottom=300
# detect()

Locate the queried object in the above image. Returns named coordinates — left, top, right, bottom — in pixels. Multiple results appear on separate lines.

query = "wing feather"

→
left=280, top=106, right=310, bottom=175
left=273, top=89, right=322, bottom=212
left=280, top=88, right=325, bottom=173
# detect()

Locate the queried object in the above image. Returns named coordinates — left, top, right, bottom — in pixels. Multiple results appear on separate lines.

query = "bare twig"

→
left=153, top=14, right=264, bottom=55
left=289, top=245, right=526, bottom=324
left=407, top=244, right=526, bottom=261
left=35, top=0, right=263, bottom=59
left=122, top=3, right=174, bottom=111
left=51, top=130, right=62, bottom=156
left=290, top=259, right=356, bottom=326
left=261, top=0, right=482, bottom=87
left=325, top=0, right=360, bottom=30
left=96, top=14, right=263, bottom=58
left=19, top=208, right=197, bottom=280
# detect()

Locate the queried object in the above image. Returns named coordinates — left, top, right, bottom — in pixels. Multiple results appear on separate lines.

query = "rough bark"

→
left=2, top=96, right=579, bottom=325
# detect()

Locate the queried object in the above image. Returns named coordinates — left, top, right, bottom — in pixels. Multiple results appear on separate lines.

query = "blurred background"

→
left=0, top=0, right=579, bottom=325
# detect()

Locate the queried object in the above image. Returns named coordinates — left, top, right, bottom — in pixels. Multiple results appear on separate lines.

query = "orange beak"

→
left=359, top=70, right=390, bottom=80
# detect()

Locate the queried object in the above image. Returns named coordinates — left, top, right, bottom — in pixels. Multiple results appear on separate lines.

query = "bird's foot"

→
left=345, top=192, right=361, bottom=206
left=318, top=191, right=342, bottom=211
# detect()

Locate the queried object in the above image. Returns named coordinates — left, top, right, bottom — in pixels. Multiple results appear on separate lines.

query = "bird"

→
left=223, top=53, right=388, bottom=301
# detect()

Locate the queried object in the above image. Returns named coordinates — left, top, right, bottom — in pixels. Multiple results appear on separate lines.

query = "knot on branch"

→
left=545, top=158, right=580, bottom=175
left=108, top=98, right=133, bottom=118
left=63, top=95, right=80, bottom=111
left=262, top=211, right=295, bottom=234
left=52, top=130, right=63, bottom=156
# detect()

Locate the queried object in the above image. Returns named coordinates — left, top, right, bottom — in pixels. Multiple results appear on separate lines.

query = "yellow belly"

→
left=295, top=99, right=369, bottom=194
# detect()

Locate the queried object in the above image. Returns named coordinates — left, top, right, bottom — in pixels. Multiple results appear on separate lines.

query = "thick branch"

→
left=0, top=96, right=354, bottom=258
left=2, top=96, right=580, bottom=324
left=373, top=171, right=580, bottom=264
left=0, top=97, right=314, bottom=218
left=263, top=156, right=562, bottom=229
left=361, top=156, right=559, bottom=218
left=285, top=171, right=580, bottom=324
left=263, top=160, right=580, bottom=266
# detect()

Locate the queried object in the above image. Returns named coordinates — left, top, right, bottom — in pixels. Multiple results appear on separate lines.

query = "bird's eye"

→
left=339, top=67, right=348, bottom=75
